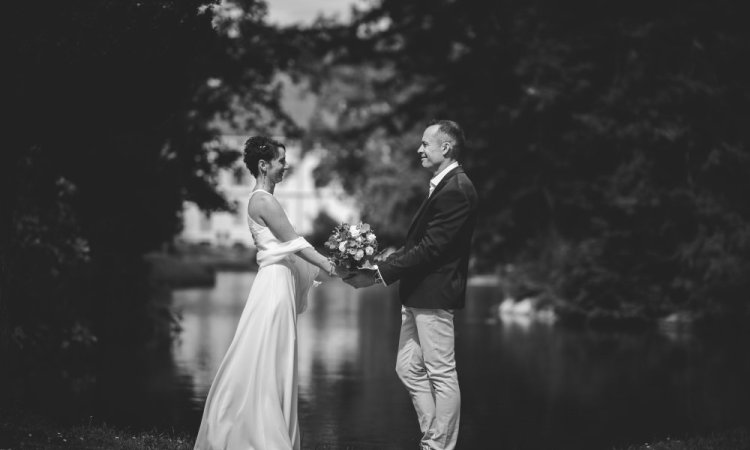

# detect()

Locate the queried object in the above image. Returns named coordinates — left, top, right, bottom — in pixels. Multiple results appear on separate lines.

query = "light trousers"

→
left=396, top=307, right=460, bottom=450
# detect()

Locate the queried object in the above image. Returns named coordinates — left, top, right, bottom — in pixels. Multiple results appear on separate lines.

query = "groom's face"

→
left=418, top=125, right=445, bottom=171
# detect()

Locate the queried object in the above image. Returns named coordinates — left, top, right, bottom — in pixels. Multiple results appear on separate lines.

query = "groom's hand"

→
left=343, top=269, right=377, bottom=289
left=374, top=247, right=397, bottom=263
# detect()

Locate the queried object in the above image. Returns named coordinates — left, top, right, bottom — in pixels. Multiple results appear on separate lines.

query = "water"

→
left=66, top=272, right=750, bottom=449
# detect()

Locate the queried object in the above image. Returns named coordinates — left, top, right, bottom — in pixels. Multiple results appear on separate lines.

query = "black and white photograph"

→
left=2, top=0, right=749, bottom=449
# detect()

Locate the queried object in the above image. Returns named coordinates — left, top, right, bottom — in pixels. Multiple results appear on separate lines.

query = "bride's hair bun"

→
left=243, top=136, right=285, bottom=177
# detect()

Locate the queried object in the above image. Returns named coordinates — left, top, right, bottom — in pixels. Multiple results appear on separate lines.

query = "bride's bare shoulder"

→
left=249, top=191, right=282, bottom=215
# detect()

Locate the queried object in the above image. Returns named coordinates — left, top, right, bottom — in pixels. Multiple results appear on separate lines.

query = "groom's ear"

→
left=441, top=141, right=453, bottom=157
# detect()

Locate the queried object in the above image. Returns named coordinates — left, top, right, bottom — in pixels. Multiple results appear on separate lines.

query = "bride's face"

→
left=264, top=148, right=288, bottom=183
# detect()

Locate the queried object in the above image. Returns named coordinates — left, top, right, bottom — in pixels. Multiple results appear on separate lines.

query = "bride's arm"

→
left=256, top=194, right=336, bottom=276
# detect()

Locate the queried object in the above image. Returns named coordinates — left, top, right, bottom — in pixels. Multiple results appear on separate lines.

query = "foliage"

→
left=2, top=0, right=297, bottom=352
left=300, top=0, right=750, bottom=321
left=306, top=210, right=341, bottom=249
left=304, top=65, right=432, bottom=246
left=1, top=147, right=94, bottom=356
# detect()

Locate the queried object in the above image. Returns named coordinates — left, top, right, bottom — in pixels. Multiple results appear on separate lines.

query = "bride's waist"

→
left=258, top=256, right=295, bottom=270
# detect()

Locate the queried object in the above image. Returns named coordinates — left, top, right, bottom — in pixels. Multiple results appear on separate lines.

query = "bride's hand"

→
left=327, top=260, right=340, bottom=278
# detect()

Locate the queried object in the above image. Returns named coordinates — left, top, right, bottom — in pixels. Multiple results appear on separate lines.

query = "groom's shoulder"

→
left=439, top=172, right=477, bottom=209
left=453, top=170, right=477, bottom=199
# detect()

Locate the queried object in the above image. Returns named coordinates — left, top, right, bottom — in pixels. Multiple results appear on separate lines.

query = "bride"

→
left=194, top=136, right=338, bottom=450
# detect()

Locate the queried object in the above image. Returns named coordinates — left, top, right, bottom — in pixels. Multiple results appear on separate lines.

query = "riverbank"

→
left=145, top=248, right=746, bottom=336
left=141, top=243, right=738, bottom=335
left=145, top=243, right=258, bottom=288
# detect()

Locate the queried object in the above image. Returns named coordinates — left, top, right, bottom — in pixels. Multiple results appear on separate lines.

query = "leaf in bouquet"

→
left=360, top=223, right=371, bottom=232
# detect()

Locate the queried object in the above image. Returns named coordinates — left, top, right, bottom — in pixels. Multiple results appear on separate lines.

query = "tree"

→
left=302, top=0, right=750, bottom=323
left=2, top=0, right=300, bottom=352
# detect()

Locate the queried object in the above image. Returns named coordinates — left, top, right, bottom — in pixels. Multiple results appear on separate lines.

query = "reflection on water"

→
left=172, top=272, right=258, bottom=404
left=165, top=272, right=750, bottom=449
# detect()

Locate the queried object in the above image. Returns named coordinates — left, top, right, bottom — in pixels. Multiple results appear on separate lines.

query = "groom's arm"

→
left=377, top=188, right=473, bottom=285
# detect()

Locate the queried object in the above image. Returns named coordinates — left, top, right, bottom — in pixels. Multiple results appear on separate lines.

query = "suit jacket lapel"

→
left=406, top=167, right=464, bottom=238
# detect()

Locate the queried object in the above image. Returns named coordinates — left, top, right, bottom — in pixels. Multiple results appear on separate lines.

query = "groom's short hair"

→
left=243, top=136, right=285, bottom=177
left=428, top=119, right=465, bottom=161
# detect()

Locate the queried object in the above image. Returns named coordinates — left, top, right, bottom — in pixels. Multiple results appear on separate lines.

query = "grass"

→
left=0, top=412, right=192, bottom=450
left=2, top=394, right=746, bottom=450
left=2, top=421, right=747, bottom=450
left=620, top=428, right=750, bottom=450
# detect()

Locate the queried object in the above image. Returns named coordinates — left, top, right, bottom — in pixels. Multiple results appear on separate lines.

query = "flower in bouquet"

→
left=325, top=222, right=378, bottom=271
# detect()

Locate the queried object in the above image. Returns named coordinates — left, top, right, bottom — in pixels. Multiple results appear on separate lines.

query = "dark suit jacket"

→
left=378, top=166, right=478, bottom=310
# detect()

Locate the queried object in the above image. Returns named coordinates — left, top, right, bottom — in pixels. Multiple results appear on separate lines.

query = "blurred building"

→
left=180, top=136, right=358, bottom=247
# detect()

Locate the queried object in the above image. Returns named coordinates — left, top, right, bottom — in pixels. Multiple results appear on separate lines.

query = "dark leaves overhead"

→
left=302, top=0, right=750, bottom=317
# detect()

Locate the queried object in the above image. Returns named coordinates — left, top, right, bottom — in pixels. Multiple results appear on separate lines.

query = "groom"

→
left=345, top=120, right=478, bottom=450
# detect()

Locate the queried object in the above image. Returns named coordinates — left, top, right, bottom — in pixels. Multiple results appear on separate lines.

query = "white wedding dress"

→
left=194, top=190, right=320, bottom=450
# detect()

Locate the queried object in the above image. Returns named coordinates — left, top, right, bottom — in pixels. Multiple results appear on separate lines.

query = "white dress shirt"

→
left=429, top=161, right=460, bottom=197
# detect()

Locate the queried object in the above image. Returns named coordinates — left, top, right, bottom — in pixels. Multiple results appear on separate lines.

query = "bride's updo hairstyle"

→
left=243, top=136, right=285, bottom=177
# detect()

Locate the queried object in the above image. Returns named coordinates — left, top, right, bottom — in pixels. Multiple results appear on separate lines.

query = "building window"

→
left=200, top=212, right=212, bottom=232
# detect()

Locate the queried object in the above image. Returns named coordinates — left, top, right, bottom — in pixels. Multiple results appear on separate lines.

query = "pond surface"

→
left=66, top=272, right=750, bottom=449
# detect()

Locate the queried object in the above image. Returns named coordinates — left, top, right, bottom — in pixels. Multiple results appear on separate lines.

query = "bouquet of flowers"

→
left=324, top=222, right=378, bottom=272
